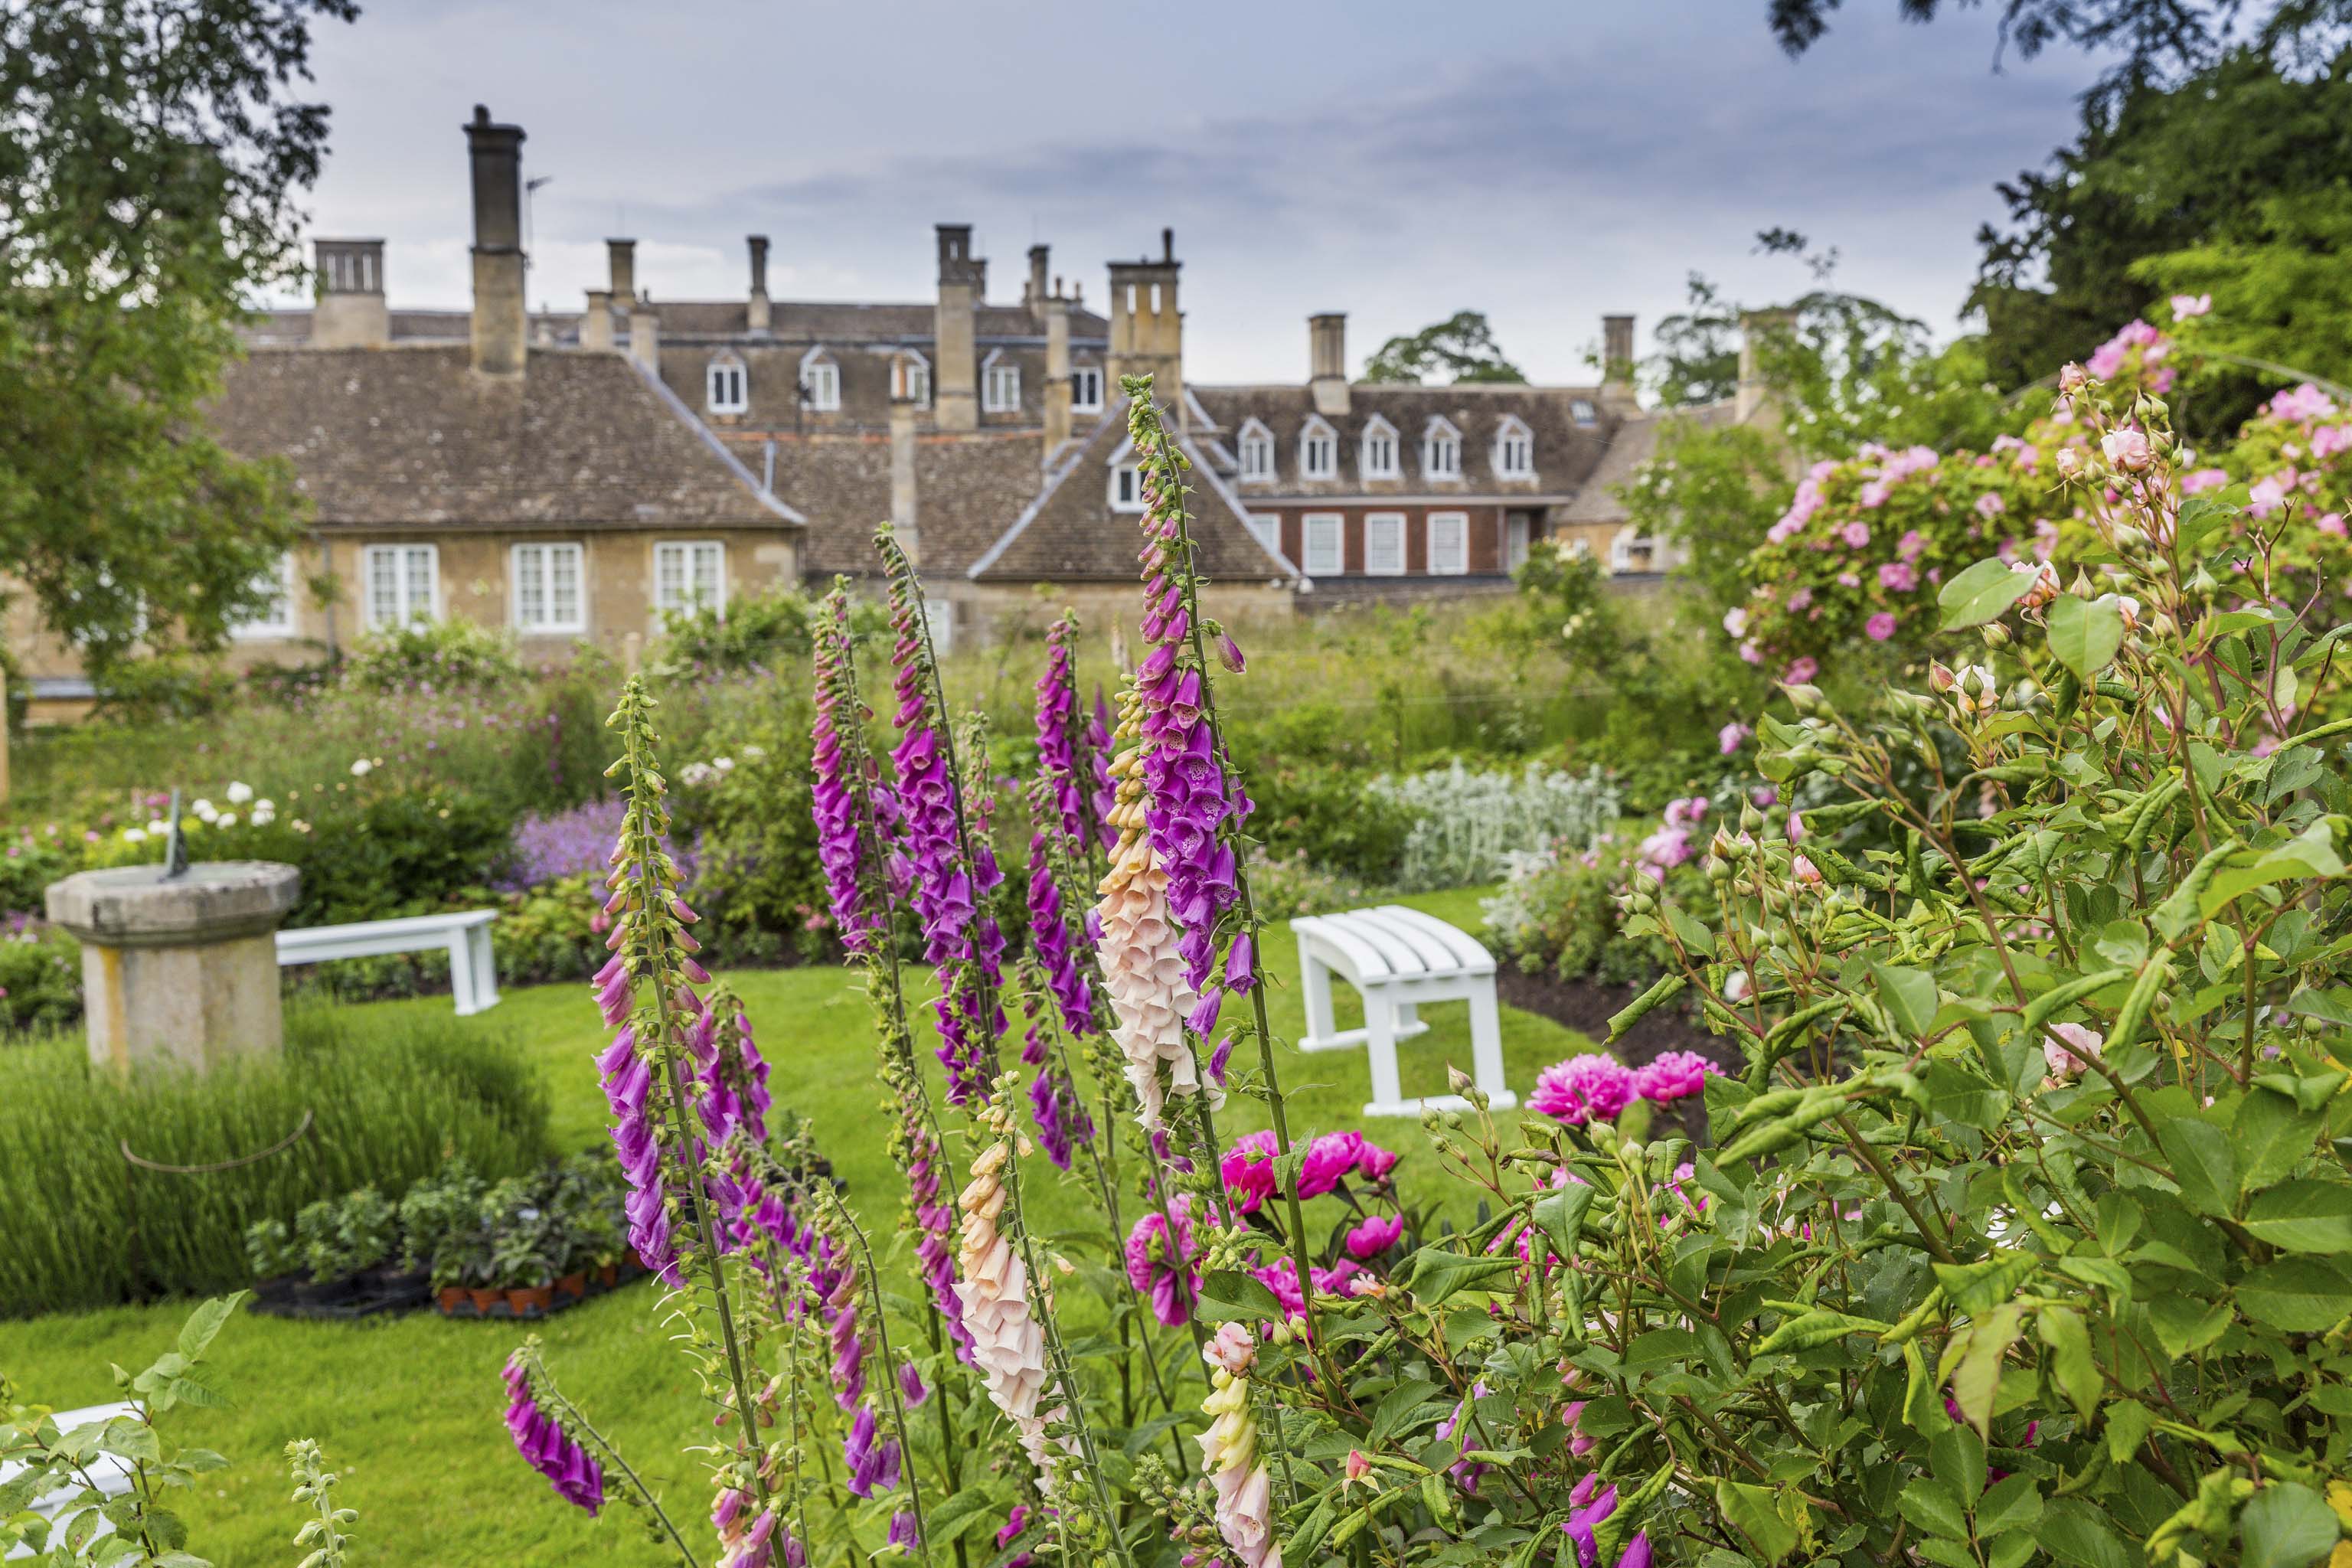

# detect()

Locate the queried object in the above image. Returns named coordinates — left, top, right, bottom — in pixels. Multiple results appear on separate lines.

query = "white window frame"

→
left=1246, top=513, right=1282, bottom=553
left=799, top=348, right=841, bottom=412
left=706, top=354, right=748, bottom=416
left=1423, top=417, right=1462, bottom=482
left=653, top=540, right=727, bottom=619
left=1109, top=462, right=1145, bottom=513
left=1360, top=416, right=1400, bottom=481
left=1299, top=416, right=1337, bottom=481
left=982, top=351, right=1021, bottom=413
left=510, top=541, right=586, bottom=635
left=1237, top=417, right=1276, bottom=482
left=1494, top=416, right=1535, bottom=481
left=1364, top=512, right=1406, bottom=577
left=1302, top=512, right=1344, bottom=576
left=362, top=544, right=438, bottom=629
left=1506, top=514, right=1533, bottom=571
left=1428, top=511, right=1469, bottom=576
left=1570, top=398, right=1599, bottom=427
left=892, top=350, right=931, bottom=406
left=231, top=551, right=300, bottom=640
left=1070, top=366, right=1104, bottom=413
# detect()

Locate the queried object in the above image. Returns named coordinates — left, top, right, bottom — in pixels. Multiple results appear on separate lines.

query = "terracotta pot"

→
left=508, top=1285, right=554, bottom=1315
left=556, top=1272, right=587, bottom=1301
left=598, top=1263, right=619, bottom=1289
left=467, top=1286, right=502, bottom=1314
left=437, top=1286, right=467, bottom=1315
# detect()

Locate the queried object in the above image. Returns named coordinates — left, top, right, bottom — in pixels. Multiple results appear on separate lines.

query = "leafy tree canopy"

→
left=0, top=0, right=356, bottom=676
left=1361, top=310, right=1527, bottom=385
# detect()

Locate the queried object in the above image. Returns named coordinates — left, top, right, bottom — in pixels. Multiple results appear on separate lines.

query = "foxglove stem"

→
left=821, top=1184, right=933, bottom=1566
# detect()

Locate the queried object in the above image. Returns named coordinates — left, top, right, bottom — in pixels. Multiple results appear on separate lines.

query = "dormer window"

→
left=1423, top=416, right=1462, bottom=480
left=1360, top=416, right=1400, bottom=480
left=1071, top=366, right=1104, bottom=413
left=1109, top=462, right=1145, bottom=512
left=706, top=353, right=748, bottom=415
left=1494, top=415, right=1534, bottom=480
left=1570, top=398, right=1598, bottom=426
left=799, top=347, right=841, bottom=412
left=1237, top=419, right=1276, bottom=482
left=1299, top=416, right=1337, bottom=481
left=982, top=350, right=1022, bottom=413
left=892, top=350, right=931, bottom=406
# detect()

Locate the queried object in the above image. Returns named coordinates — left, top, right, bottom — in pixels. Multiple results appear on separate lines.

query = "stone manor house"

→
left=13, top=106, right=1772, bottom=712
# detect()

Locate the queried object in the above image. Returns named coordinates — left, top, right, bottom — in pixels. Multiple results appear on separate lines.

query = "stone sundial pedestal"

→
left=46, top=861, right=302, bottom=1074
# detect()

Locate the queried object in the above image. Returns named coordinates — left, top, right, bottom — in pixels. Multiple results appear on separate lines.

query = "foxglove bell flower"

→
left=1018, top=982, right=1091, bottom=1171
left=1197, top=1322, right=1282, bottom=1568
left=904, top=1116, right=974, bottom=1361
left=1034, top=613, right=1094, bottom=849
left=952, top=1138, right=1067, bottom=1487
left=812, top=590, right=899, bottom=958
left=501, top=1352, right=603, bottom=1514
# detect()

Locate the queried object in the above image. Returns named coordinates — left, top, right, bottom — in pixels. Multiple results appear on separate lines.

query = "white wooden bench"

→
left=276, top=910, right=501, bottom=1015
left=2, top=1401, right=138, bottom=1560
left=1292, top=905, right=1514, bottom=1118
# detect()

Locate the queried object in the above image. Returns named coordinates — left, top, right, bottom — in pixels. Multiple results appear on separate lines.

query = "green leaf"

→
left=1976, top=1475, right=2043, bottom=1537
left=1933, top=1253, right=2037, bottom=1315
left=1873, top=964, right=1940, bottom=1040
left=1533, top=1182, right=1594, bottom=1266
left=2236, top=1089, right=2326, bottom=1194
left=2092, top=920, right=2149, bottom=969
left=2243, top=1181, right=2352, bottom=1253
left=2239, top=1482, right=2342, bottom=1568
left=1896, top=1477, right=1971, bottom=1543
left=1407, top=1250, right=1522, bottom=1305
left=2047, top=595, right=2125, bottom=678
left=2147, top=1293, right=2232, bottom=1359
left=1753, top=1309, right=1893, bottom=1356
left=1195, top=1269, right=1285, bottom=1325
left=2157, top=1119, right=2239, bottom=1216
left=2037, top=1306, right=2101, bottom=1422
left=2041, top=1500, right=2132, bottom=1568
left=2104, top=1400, right=2154, bottom=1465
left=1950, top=1305, right=2022, bottom=1436
left=1718, top=1480, right=1800, bottom=1564
left=1940, top=557, right=2034, bottom=630
left=175, top=1294, right=242, bottom=1366
left=1931, top=1424, right=1986, bottom=1504
left=2237, top=1259, right=2352, bottom=1333
left=923, top=1485, right=1009, bottom=1545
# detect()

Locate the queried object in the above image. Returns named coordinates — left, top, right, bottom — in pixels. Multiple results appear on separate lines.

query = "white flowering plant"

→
left=1367, top=762, right=1619, bottom=893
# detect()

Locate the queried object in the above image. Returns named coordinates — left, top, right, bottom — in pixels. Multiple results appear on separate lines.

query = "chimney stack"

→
left=1025, top=243, right=1050, bottom=312
left=580, top=289, right=614, bottom=351
left=890, top=394, right=921, bottom=563
left=1308, top=313, right=1350, bottom=417
left=311, top=239, right=388, bottom=348
left=629, top=302, right=661, bottom=372
left=935, top=223, right=982, bottom=432
left=464, top=106, right=528, bottom=378
left=747, top=235, right=772, bottom=333
left=1601, top=314, right=1638, bottom=412
left=1736, top=307, right=1795, bottom=427
left=1106, top=229, right=1184, bottom=423
left=1043, top=289, right=1072, bottom=460
left=606, top=239, right=636, bottom=305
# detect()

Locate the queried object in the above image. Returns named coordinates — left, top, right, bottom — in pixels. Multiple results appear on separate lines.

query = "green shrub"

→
left=1249, top=761, right=1419, bottom=884
left=668, top=717, right=830, bottom=960
left=0, top=1004, right=552, bottom=1315
left=0, top=923, right=83, bottom=1034
left=652, top=583, right=891, bottom=676
left=343, top=619, right=525, bottom=692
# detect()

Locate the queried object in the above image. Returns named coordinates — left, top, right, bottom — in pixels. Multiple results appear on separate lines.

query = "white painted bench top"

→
left=276, top=910, right=501, bottom=1015
left=1293, top=905, right=1514, bottom=1118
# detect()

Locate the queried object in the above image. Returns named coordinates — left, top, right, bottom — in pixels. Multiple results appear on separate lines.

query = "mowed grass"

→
left=0, top=888, right=1599, bottom=1567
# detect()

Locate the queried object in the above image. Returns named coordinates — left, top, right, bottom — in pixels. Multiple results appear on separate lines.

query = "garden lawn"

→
left=0, top=888, right=1600, bottom=1567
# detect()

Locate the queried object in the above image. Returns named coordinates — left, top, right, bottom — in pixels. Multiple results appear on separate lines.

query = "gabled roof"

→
left=1556, top=398, right=1738, bottom=526
left=968, top=401, right=1298, bottom=584
left=207, top=345, right=802, bottom=529
left=1191, top=382, right=1615, bottom=496
left=753, top=427, right=1050, bottom=578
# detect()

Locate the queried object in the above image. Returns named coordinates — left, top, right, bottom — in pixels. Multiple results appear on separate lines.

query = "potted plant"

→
left=243, top=1217, right=302, bottom=1306
left=292, top=1197, right=359, bottom=1306
left=490, top=1219, right=556, bottom=1315
left=335, top=1185, right=397, bottom=1293
left=399, top=1161, right=482, bottom=1312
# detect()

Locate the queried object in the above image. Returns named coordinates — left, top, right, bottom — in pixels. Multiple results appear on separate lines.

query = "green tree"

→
left=1361, top=310, right=1526, bottom=384
left=0, top=0, right=356, bottom=675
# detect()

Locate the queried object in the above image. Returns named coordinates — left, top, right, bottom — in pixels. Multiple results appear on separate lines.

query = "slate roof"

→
left=1190, top=383, right=1617, bottom=498
left=208, top=345, right=801, bottom=529
left=1556, top=399, right=1738, bottom=526
left=632, top=299, right=1109, bottom=344
left=968, top=401, right=1298, bottom=585
left=762, top=428, right=1050, bottom=577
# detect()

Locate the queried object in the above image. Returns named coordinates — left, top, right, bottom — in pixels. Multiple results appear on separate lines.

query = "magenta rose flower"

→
left=1528, top=1054, right=1635, bottom=1125
left=1344, top=1213, right=1404, bottom=1259
left=1633, top=1050, right=1713, bottom=1103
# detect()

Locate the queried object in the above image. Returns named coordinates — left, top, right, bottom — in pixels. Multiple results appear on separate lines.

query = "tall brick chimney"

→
left=1107, top=228, right=1183, bottom=422
left=1737, top=308, right=1795, bottom=427
left=311, top=239, right=388, bottom=348
left=606, top=239, right=636, bottom=306
left=464, top=106, right=527, bottom=378
left=580, top=289, right=614, bottom=351
left=629, top=302, right=661, bottom=371
left=1308, top=312, right=1350, bottom=417
left=935, top=224, right=982, bottom=433
left=890, top=394, right=921, bottom=562
left=1025, top=243, right=1050, bottom=312
left=1601, top=314, right=1638, bottom=413
left=1043, top=288, right=1072, bottom=460
left=747, top=235, right=771, bottom=333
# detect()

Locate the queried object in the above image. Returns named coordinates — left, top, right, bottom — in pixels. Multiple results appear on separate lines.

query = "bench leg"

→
left=1299, top=938, right=1341, bottom=1050
left=1362, top=993, right=1408, bottom=1117
left=447, top=936, right=479, bottom=1017
left=469, top=923, right=500, bottom=1012
left=1467, top=982, right=1517, bottom=1110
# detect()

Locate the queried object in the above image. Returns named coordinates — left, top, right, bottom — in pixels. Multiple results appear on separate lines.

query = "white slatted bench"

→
left=276, top=910, right=501, bottom=1016
left=2, top=1401, right=138, bottom=1560
left=1292, top=904, right=1514, bottom=1118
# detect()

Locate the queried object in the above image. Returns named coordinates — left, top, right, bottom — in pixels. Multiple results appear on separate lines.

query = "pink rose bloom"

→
left=2321, top=513, right=2347, bottom=537
left=1356, top=1140, right=1399, bottom=1183
left=1786, top=586, right=1813, bottom=611
left=1722, top=606, right=1749, bottom=637
left=1791, top=854, right=1824, bottom=886
left=1865, top=611, right=1897, bottom=642
left=1528, top=1054, right=1636, bottom=1125
left=1751, top=786, right=1778, bottom=808
left=1718, top=721, right=1752, bottom=755
left=1633, top=1050, right=1714, bottom=1103
left=1297, top=1131, right=1366, bottom=1197
left=1841, top=521, right=1872, bottom=548
left=1859, top=482, right=1890, bottom=509
left=1123, top=1194, right=1200, bottom=1328
left=1786, top=809, right=1805, bottom=841
left=1343, top=1214, right=1404, bottom=1260
left=2312, top=425, right=2350, bottom=459
left=1896, top=529, right=1926, bottom=560
left=2170, top=293, right=2210, bottom=319
left=1837, top=571, right=1860, bottom=589
left=2271, top=384, right=2338, bottom=423
left=1220, top=1130, right=1279, bottom=1214
left=2101, top=429, right=2151, bottom=472
left=1737, top=640, right=1763, bottom=666
left=1782, top=656, right=1818, bottom=684
left=2043, top=1022, right=2104, bottom=1083
left=1877, top=561, right=1917, bottom=592
left=1974, top=492, right=2006, bottom=518
left=2249, top=475, right=2290, bottom=518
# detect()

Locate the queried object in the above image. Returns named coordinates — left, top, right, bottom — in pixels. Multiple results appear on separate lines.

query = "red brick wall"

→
left=1263, top=505, right=1508, bottom=577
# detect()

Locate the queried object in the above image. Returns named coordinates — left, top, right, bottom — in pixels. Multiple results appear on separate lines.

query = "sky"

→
left=281, top=0, right=2112, bottom=384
